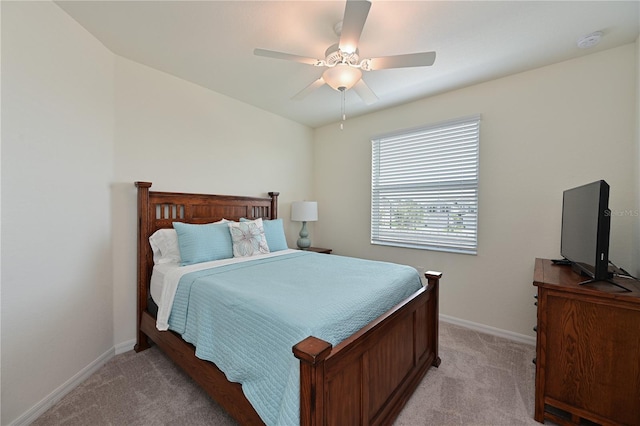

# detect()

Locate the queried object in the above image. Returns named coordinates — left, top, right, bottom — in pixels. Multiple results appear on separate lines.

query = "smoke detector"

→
left=577, top=31, right=603, bottom=49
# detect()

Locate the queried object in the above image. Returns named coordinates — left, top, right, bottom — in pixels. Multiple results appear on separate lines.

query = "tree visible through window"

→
left=371, top=115, right=480, bottom=254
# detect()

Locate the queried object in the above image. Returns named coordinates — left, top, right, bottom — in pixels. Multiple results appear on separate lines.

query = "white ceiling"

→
left=56, top=1, right=640, bottom=129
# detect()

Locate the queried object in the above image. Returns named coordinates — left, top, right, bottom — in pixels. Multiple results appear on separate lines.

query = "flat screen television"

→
left=560, top=180, right=628, bottom=290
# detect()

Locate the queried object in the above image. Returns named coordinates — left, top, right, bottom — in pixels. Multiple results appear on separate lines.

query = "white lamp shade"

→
left=322, top=64, right=362, bottom=91
left=291, top=201, right=318, bottom=222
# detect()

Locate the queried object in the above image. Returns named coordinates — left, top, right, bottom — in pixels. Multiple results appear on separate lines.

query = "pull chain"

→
left=340, top=87, right=346, bottom=130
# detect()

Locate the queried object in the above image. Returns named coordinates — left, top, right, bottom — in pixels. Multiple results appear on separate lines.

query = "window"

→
left=371, top=115, right=480, bottom=254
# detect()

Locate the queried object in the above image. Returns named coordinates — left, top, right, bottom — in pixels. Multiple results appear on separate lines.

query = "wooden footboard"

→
left=294, top=272, right=441, bottom=426
left=139, top=310, right=264, bottom=425
left=134, top=182, right=441, bottom=425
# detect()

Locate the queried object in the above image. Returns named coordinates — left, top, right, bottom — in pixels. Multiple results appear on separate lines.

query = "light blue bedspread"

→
left=168, top=251, right=422, bottom=426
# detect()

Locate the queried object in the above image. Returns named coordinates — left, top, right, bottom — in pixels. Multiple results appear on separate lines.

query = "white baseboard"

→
left=440, top=314, right=536, bottom=346
left=10, top=347, right=115, bottom=426
left=115, top=338, right=137, bottom=355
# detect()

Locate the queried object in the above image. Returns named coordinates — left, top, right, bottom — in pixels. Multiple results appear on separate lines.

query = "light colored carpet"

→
left=395, top=322, right=539, bottom=426
left=32, top=322, right=539, bottom=425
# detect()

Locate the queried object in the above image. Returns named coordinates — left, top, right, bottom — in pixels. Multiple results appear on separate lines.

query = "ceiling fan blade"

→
left=368, top=51, right=436, bottom=70
left=292, top=77, right=326, bottom=100
left=254, top=48, right=320, bottom=66
left=353, top=79, right=378, bottom=105
left=338, top=0, right=371, bottom=54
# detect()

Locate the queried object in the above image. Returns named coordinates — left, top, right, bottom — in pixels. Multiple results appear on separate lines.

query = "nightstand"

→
left=302, top=247, right=332, bottom=254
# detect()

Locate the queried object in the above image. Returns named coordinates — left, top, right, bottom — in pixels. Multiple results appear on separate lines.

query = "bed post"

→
left=293, top=336, right=332, bottom=426
left=135, top=181, right=152, bottom=352
left=268, top=192, right=279, bottom=219
left=425, top=271, right=442, bottom=367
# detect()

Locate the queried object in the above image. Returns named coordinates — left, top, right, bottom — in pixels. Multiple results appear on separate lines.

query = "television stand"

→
left=533, top=258, right=640, bottom=425
left=568, top=262, right=633, bottom=292
left=579, top=277, right=632, bottom=292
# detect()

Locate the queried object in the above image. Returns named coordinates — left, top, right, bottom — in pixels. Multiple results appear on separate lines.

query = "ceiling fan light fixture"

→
left=322, top=63, right=362, bottom=91
left=340, top=44, right=357, bottom=55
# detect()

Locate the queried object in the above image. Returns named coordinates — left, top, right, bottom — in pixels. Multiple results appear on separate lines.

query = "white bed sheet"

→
left=149, top=249, right=299, bottom=331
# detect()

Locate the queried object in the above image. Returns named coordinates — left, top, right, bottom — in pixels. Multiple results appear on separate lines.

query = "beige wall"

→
left=111, top=56, right=314, bottom=347
left=1, top=2, right=115, bottom=424
left=1, top=2, right=315, bottom=424
left=313, top=43, right=638, bottom=338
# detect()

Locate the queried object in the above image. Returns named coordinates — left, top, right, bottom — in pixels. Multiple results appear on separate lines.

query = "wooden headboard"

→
left=134, top=181, right=279, bottom=349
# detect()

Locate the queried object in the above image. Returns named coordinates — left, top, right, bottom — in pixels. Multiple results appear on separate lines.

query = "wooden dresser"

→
left=533, top=258, right=640, bottom=426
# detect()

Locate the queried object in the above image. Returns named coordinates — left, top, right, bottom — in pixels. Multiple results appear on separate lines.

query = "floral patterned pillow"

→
left=228, top=218, right=270, bottom=257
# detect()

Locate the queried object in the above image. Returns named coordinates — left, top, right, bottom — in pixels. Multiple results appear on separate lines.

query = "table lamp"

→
left=291, top=201, right=318, bottom=249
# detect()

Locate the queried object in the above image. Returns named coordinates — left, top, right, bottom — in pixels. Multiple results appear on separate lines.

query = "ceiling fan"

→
left=254, top=0, right=436, bottom=105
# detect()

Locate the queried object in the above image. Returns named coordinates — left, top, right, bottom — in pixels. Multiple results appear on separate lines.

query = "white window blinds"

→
left=371, top=115, right=480, bottom=254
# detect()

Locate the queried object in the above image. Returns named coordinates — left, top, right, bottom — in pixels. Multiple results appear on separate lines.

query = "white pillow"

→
left=228, top=218, right=270, bottom=257
left=149, top=219, right=230, bottom=264
left=149, top=229, right=181, bottom=264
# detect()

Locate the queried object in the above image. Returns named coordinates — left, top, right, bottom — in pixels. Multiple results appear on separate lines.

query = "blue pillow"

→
left=240, top=218, right=288, bottom=251
left=173, top=221, right=233, bottom=266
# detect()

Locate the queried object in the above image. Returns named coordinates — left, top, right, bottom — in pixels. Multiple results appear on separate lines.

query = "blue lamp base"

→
left=296, top=221, right=311, bottom=249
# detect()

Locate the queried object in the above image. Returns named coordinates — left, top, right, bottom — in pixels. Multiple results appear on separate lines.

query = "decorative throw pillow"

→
left=240, top=218, right=288, bottom=251
left=228, top=218, right=270, bottom=257
left=173, top=221, right=234, bottom=266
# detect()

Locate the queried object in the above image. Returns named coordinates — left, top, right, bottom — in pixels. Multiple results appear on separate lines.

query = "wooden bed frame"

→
left=134, top=181, right=442, bottom=426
